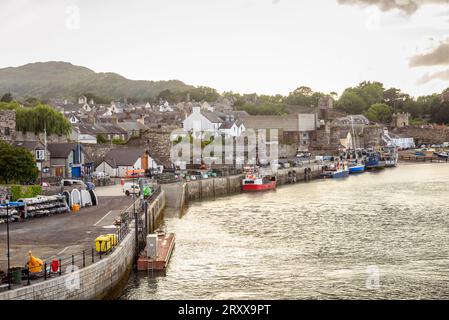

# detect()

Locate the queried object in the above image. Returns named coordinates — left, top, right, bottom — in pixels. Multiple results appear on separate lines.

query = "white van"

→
left=123, top=182, right=140, bottom=196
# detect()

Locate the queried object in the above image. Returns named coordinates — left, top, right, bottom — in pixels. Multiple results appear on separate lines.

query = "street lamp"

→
left=132, top=168, right=139, bottom=255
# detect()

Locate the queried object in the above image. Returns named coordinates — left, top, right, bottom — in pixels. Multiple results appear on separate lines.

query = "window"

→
left=4, top=127, right=10, bottom=136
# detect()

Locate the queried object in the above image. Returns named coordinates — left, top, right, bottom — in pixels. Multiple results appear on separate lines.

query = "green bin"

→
left=10, top=267, right=22, bottom=284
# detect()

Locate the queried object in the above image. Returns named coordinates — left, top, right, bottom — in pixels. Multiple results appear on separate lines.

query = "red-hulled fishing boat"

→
left=242, top=173, right=277, bottom=191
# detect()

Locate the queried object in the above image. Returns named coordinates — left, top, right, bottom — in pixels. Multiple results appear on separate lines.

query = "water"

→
left=120, top=163, right=449, bottom=299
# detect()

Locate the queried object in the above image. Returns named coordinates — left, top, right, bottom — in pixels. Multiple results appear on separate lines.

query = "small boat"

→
left=349, top=162, right=365, bottom=174
left=320, top=162, right=350, bottom=178
left=382, top=146, right=399, bottom=167
left=434, top=151, right=449, bottom=159
left=242, top=174, right=276, bottom=191
left=365, top=152, right=386, bottom=170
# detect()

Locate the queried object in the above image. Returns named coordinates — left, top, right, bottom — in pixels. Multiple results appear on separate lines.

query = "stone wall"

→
left=391, top=126, right=449, bottom=145
left=184, top=164, right=322, bottom=202
left=0, top=110, right=16, bottom=141
left=128, top=128, right=175, bottom=167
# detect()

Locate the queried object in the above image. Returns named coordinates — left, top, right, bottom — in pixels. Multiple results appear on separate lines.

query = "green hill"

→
left=0, top=61, right=194, bottom=101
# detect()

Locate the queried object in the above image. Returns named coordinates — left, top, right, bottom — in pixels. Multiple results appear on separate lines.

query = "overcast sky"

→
left=1, top=0, right=449, bottom=97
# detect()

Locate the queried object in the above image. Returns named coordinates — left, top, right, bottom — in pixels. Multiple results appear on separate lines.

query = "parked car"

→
left=61, top=179, right=86, bottom=188
left=92, top=171, right=110, bottom=179
left=123, top=182, right=140, bottom=196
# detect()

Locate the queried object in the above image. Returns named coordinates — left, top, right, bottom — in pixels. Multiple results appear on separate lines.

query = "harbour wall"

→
left=0, top=191, right=165, bottom=300
left=184, top=163, right=323, bottom=203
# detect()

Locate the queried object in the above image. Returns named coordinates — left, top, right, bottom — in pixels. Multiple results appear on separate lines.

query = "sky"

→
left=1, top=0, right=449, bottom=97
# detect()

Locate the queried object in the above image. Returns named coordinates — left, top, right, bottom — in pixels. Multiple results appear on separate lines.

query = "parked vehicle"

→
left=61, top=179, right=86, bottom=187
left=123, top=182, right=140, bottom=196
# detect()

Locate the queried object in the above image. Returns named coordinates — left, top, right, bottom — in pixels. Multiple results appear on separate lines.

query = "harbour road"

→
left=0, top=195, right=133, bottom=271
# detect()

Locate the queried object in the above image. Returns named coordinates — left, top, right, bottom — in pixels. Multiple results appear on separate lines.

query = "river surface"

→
left=120, top=163, right=449, bottom=299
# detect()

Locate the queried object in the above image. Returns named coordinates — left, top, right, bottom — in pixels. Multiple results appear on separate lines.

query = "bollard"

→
left=72, top=255, right=74, bottom=267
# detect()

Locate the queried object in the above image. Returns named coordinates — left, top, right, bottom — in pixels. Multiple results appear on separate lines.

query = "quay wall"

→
left=185, top=163, right=323, bottom=203
left=0, top=191, right=165, bottom=300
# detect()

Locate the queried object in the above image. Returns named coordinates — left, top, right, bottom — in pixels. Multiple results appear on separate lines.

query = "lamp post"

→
left=132, top=168, right=139, bottom=255
left=4, top=198, right=11, bottom=290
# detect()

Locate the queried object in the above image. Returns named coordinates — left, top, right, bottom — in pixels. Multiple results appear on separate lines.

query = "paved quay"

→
left=0, top=188, right=132, bottom=271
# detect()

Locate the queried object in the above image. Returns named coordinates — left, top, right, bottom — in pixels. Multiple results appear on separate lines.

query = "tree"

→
left=0, top=92, right=13, bottom=103
left=96, top=134, right=107, bottom=144
left=336, top=90, right=368, bottom=114
left=1, top=101, right=71, bottom=135
left=0, top=141, right=38, bottom=184
left=365, top=103, right=393, bottom=124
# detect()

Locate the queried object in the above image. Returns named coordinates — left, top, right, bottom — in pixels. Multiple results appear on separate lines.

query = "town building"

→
left=391, top=113, right=410, bottom=128
left=95, top=147, right=161, bottom=177
left=47, top=143, right=91, bottom=178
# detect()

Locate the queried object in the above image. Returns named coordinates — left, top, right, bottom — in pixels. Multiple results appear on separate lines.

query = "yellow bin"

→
left=95, top=235, right=111, bottom=253
left=71, top=204, right=80, bottom=212
left=106, top=234, right=118, bottom=247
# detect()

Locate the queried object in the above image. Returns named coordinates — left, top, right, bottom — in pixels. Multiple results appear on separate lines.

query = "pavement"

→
left=0, top=190, right=133, bottom=271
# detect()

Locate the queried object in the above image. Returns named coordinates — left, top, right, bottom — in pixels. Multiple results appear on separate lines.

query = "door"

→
left=55, top=167, right=64, bottom=177
left=72, top=166, right=81, bottom=178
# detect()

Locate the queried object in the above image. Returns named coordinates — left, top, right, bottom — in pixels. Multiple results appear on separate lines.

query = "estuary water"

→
left=120, top=163, right=449, bottom=299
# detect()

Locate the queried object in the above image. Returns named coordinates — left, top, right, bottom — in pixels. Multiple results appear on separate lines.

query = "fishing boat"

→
left=320, top=162, right=350, bottom=178
left=365, top=151, right=386, bottom=170
left=347, top=116, right=365, bottom=174
left=348, top=161, right=365, bottom=173
left=242, top=173, right=277, bottom=191
left=382, top=146, right=399, bottom=167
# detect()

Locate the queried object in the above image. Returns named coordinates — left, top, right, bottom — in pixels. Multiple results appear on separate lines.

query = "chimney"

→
left=192, top=106, right=200, bottom=114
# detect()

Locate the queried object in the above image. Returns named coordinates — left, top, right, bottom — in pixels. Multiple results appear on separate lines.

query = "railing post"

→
left=99, top=241, right=102, bottom=259
left=59, top=258, right=62, bottom=275
left=83, top=251, right=86, bottom=268
left=71, top=255, right=74, bottom=267
left=27, top=270, right=30, bottom=286
left=91, top=248, right=94, bottom=263
left=44, top=263, right=47, bottom=280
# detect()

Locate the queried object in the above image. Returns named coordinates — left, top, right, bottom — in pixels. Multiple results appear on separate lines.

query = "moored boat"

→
left=320, top=162, right=350, bottom=178
left=242, top=174, right=277, bottom=191
left=349, top=162, right=365, bottom=173
left=365, top=152, right=385, bottom=170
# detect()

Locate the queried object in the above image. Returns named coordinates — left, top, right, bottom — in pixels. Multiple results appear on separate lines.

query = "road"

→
left=0, top=193, right=133, bottom=271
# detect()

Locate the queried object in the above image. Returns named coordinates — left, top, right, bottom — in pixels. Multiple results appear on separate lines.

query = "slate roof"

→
left=240, top=115, right=299, bottom=131
left=47, top=143, right=78, bottom=158
left=104, top=148, right=146, bottom=167
left=13, top=141, right=44, bottom=151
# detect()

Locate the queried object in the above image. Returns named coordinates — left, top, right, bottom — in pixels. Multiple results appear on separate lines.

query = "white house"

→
left=383, top=129, right=415, bottom=149
left=183, top=106, right=223, bottom=137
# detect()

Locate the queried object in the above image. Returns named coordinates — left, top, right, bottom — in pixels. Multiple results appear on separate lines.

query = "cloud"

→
left=417, top=68, right=449, bottom=83
left=337, top=0, right=449, bottom=14
left=410, top=40, right=449, bottom=67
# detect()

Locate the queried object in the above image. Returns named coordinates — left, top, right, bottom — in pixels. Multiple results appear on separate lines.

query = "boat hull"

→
left=242, top=181, right=276, bottom=191
left=349, top=165, right=365, bottom=173
left=321, top=170, right=349, bottom=178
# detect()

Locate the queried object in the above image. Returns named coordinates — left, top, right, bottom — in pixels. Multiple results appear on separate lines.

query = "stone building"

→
left=0, top=110, right=16, bottom=141
left=391, top=113, right=410, bottom=128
